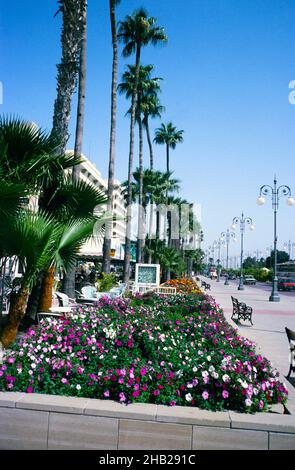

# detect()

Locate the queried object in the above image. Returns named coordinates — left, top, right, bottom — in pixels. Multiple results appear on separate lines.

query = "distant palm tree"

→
left=121, top=169, right=180, bottom=240
left=102, top=0, right=121, bottom=275
left=154, top=122, right=184, bottom=173
left=118, top=64, right=162, bottom=262
left=72, top=0, right=87, bottom=184
left=158, top=246, right=183, bottom=281
left=118, top=8, right=167, bottom=282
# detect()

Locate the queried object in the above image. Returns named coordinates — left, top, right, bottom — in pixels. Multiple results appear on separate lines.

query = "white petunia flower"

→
left=185, top=393, right=193, bottom=402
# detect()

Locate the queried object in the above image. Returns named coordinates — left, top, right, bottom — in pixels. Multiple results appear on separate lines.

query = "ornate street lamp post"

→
left=257, top=177, right=295, bottom=302
left=210, top=241, right=217, bottom=265
left=231, top=213, right=254, bottom=291
left=221, top=229, right=236, bottom=285
left=215, top=238, right=225, bottom=282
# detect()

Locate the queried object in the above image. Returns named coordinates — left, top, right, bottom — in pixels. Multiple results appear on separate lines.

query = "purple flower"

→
left=202, top=391, right=209, bottom=400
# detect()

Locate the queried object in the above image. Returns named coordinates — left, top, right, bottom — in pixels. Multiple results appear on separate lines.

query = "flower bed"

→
left=0, top=294, right=288, bottom=413
left=163, top=278, right=202, bottom=295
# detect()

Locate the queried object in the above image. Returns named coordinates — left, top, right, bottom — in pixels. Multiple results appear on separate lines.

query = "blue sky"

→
left=2, top=0, right=295, bottom=259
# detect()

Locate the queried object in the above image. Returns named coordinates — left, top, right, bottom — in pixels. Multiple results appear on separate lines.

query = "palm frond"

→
left=46, top=176, right=107, bottom=220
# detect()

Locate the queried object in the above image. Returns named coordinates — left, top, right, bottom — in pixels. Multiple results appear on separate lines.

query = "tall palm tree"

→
left=118, top=8, right=167, bottom=282
left=72, top=0, right=87, bottom=184
left=51, top=0, right=85, bottom=153
left=63, top=0, right=87, bottom=297
left=154, top=122, right=184, bottom=173
left=118, top=64, right=162, bottom=262
left=102, top=0, right=121, bottom=275
left=142, top=94, right=165, bottom=170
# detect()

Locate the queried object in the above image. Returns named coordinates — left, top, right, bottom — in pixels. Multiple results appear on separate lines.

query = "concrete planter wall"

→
left=1, top=392, right=295, bottom=450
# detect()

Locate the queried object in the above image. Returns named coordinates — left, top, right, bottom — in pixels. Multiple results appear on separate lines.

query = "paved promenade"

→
left=198, top=276, right=295, bottom=406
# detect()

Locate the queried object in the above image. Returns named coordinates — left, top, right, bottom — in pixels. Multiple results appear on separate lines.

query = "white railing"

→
left=132, top=285, right=176, bottom=296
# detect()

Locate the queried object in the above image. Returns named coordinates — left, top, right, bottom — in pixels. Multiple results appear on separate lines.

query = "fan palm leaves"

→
left=119, top=64, right=162, bottom=106
left=0, top=117, right=82, bottom=191
left=0, top=116, right=110, bottom=324
left=0, top=210, right=103, bottom=348
left=154, top=122, right=184, bottom=173
left=45, top=176, right=107, bottom=222
left=157, top=246, right=184, bottom=281
left=118, top=8, right=168, bottom=57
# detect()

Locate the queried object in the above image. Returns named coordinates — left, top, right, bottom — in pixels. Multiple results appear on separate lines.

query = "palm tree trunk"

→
left=38, top=266, right=55, bottom=313
left=148, top=201, right=154, bottom=263
left=51, top=0, right=83, bottom=152
left=63, top=0, right=87, bottom=298
left=123, top=45, right=141, bottom=283
left=72, top=1, right=87, bottom=184
left=137, top=99, right=144, bottom=263
left=25, top=275, right=43, bottom=321
left=165, top=144, right=170, bottom=245
left=166, top=144, right=170, bottom=173
left=103, top=0, right=119, bottom=275
left=0, top=285, right=29, bottom=348
left=145, top=116, right=154, bottom=170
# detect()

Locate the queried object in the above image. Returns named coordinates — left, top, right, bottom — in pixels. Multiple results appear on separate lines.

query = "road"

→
left=198, top=276, right=295, bottom=384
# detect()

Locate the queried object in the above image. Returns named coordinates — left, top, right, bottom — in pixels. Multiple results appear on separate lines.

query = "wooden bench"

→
left=231, top=296, right=253, bottom=325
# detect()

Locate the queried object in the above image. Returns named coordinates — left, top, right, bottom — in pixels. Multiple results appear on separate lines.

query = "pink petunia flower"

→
left=222, top=390, right=229, bottom=399
left=202, top=391, right=209, bottom=400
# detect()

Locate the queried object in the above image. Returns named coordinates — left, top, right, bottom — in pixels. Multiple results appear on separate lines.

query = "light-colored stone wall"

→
left=0, top=392, right=295, bottom=450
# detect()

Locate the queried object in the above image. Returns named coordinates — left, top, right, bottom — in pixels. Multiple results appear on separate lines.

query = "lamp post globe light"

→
left=231, top=213, right=254, bottom=291
left=221, top=229, right=236, bottom=285
left=257, top=177, right=294, bottom=302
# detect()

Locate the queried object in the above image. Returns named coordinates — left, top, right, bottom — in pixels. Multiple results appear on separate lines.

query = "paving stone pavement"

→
left=198, top=276, right=295, bottom=406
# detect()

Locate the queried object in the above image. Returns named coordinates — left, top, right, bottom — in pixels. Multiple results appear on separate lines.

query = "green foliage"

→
left=243, top=267, right=272, bottom=282
left=266, top=250, right=289, bottom=269
left=154, top=122, right=184, bottom=150
left=97, top=273, right=118, bottom=292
